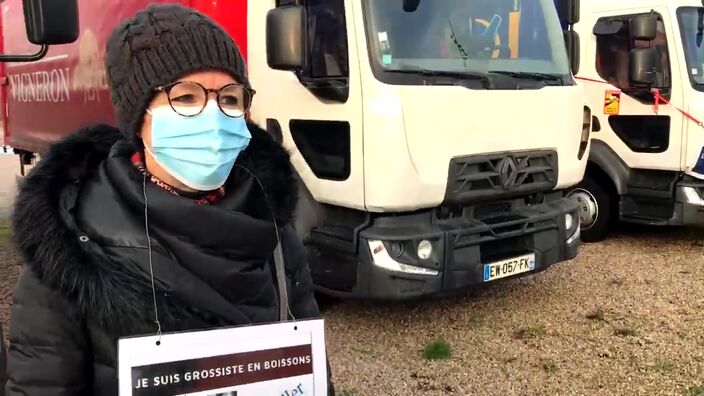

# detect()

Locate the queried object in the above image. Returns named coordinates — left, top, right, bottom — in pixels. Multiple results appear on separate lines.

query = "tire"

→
left=566, top=173, right=614, bottom=243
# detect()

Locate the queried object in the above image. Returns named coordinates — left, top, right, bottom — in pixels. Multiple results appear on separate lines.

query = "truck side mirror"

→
left=266, top=6, right=306, bottom=71
left=564, top=30, right=580, bottom=75
left=0, top=0, right=79, bottom=62
left=24, top=0, right=79, bottom=45
left=630, top=14, right=658, bottom=41
left=555, top=0, right=580, bottom=25
left=403, top=0, right=421, bottom=13
left=629, top=48, right=658, bottom=86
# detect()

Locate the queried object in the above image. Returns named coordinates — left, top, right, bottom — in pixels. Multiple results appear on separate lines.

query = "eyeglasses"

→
left=155, top=81, right=256, bottom=118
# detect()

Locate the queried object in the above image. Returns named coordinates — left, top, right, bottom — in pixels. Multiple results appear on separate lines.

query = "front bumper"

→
left=673, top=179, right=704, bottom=225
left=311, top=195, right=580, bottom=300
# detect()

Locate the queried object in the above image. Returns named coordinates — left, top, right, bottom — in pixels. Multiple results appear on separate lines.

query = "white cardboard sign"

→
left=118, top=319, right=327, bottom=396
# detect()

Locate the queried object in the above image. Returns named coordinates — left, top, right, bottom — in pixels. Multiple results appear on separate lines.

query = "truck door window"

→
left=290, top=120, right=351, bottom=181
left=609, top=115, right=671, bottom=153
left=304, top=0, right=349, bottom=79
left=594, top=13, right=672, bottom=101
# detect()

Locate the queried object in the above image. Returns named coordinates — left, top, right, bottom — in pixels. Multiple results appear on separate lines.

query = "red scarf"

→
left=130, top=152, right=225, bottom=206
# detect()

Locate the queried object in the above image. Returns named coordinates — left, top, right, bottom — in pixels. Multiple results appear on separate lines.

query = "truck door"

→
left=588, top=8, right=684, bottom=173
left=248, top=0, right=364, bottom=209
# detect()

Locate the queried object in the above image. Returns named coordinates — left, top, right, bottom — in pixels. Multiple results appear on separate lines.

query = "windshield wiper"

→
left=488, top=71, right=565, bottom=83
left=390, top=68, right=490, bottom=81
left=389, top=68, right=495, bottom=88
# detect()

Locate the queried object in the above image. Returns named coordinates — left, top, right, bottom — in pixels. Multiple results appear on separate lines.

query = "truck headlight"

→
left=369, top=240, right=439, bottom=276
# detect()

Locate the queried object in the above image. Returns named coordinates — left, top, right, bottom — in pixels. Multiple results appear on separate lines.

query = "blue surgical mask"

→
left=145, top=100, right=251, bottom=191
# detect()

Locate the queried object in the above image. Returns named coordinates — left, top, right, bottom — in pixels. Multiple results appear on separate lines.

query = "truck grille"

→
left=451, top=215, right=558, bottom=248
left=444, top=150, right=558, bottom=204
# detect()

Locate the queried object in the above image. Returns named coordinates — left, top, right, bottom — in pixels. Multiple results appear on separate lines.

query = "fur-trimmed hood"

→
left=11, top=122, right=300, bottom=335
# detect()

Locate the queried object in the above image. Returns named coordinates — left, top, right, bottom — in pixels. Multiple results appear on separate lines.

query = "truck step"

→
left=620, top=195, right=675, bottom=224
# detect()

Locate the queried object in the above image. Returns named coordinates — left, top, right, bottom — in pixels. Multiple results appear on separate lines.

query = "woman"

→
left=5, top=4, right=331, bottom=395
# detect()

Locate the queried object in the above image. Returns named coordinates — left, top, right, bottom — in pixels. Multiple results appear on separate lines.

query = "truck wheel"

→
left=566, top=174, right=613, bottom=243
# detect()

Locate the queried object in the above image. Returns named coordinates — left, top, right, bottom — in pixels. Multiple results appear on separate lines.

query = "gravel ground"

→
left=0, top=238, right=18, bottom=344
left=1, top=150, right=703, bottom=395
left=1, top=153, right=16, bottom=344
left=324, top=226, right=704, bottom=396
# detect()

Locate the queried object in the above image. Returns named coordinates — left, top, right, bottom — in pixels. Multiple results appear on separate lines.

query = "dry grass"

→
left=586, top=308, right=606, bottom=322
left=613, top=326, right=638, bottom=337
left=542, top=360, right=557, bottom=374
left=514, top=325, right=546, bottom=340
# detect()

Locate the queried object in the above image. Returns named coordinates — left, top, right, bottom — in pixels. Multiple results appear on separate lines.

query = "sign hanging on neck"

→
left=118, top=319, right=327, bottom=396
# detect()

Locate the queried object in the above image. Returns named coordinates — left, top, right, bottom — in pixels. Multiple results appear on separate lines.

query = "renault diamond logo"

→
left=499, top=157, right=518, bottom=189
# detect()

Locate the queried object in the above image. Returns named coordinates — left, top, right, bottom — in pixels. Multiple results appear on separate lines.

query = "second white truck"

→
left=567, top=0, right=704, bottom=241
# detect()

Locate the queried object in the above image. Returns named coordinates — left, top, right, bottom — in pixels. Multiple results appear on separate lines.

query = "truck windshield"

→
left=363, top=0, right=571, bottom=83
left=678, top=7, right=704, bottom=89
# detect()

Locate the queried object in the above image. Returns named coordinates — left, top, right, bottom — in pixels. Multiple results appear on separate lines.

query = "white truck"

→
left=260, top=0, right=588, bottom=299
left=566, top=0, right=704, bottom=241
left=3, top=0, right=588, bottom=300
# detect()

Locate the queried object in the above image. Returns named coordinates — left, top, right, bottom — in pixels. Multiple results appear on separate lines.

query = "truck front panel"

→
left=361, top=84, right=586, bottom=210
left=357, top=0, right=587, bottom=211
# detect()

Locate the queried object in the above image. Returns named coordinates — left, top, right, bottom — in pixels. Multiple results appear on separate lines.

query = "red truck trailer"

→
left=1, top=0, right=246, bottom=163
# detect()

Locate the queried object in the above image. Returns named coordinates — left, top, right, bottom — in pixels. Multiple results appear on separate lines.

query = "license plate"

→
left=483, top=253, right=536, bottom=282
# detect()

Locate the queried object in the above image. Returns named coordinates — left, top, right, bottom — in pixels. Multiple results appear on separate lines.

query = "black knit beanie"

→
left=105, top=3, right=249, bottom=140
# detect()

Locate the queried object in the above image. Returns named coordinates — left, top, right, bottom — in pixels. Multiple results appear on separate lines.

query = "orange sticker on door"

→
left=604, top=90, right=621, bottom=115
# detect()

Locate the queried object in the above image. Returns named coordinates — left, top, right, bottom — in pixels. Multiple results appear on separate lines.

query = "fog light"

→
left=389, top=242, right=404, bottom=258
left=417, top=240, right=433, bottom=260
left=565, top=213, right=574, bottom=231
left=368, top=240, right=439, bottom=276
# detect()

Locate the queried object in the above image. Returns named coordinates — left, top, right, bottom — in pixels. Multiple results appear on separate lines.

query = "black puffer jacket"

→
left=6, top=123, right=330, bottom=395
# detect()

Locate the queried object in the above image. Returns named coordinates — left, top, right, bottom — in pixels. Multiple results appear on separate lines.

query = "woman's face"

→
left=140, top=70, right=238, bottom=192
